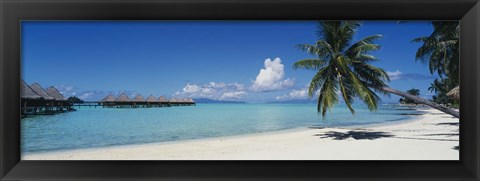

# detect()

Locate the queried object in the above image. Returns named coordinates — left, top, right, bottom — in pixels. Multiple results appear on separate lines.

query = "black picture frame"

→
left=1, top=0, right=479, bottom=180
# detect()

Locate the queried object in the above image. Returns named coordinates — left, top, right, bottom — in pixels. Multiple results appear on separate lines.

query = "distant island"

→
left=193, top=98, right=246, bottom=104
left=267, top=99, right=316, bottom=104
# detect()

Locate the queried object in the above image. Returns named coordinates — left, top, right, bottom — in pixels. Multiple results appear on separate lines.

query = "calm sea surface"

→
left=21, top=103, right=421, bottom=154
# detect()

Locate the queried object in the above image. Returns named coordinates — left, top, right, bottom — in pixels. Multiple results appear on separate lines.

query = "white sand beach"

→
left=23, top=108, right=459, bottom=160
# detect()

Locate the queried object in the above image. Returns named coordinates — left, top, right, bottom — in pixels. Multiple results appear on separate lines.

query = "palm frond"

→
left=355, top=54, right=379, bottom=62
left=346, top=34, right=382, bottom=57
left=295, top=44, right=319, bottom=56
left=338, top=76, right=355, bottom=115
left=317, top=75, right=338, bottom=118
left=307, top=66, right=329, bottom=97
left=315, top=40, right=335, bottom=57
left=292, top=59, right=326, bottom=70
left=347, top=70, right=380, bottom=111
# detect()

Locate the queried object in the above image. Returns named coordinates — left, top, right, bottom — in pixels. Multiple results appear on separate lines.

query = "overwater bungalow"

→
left=101, top=94, right=116, bottom=107
left=30, top=83, right=56, bottom=114
left=158, top=96, right=170, bottom=107
left=169, top=98, right=179, bottom=106
left=21, top=80, right=42, bottom=116
left=179, top=98, right=196, bottom=106
left=168, top=97, right=195, bottom=106
left=21, top=80, right=73, bottom=116
left=30, top=83, right=55, bottom=100
left=146, top=95, right=158, bottom=102
left=46, top=86, right=72, bottom=112
left=132, top=94, right=146, bottom=108
left=158, top=96, right=167, bottom=102
left=146, top=95, right=160, bottom=107
left=114, top=92, right=132, bottom=108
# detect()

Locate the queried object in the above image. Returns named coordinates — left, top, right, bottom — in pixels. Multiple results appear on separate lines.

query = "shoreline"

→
left=23, top=108, right=459, bottom=160
left=22, top=111, right=420, bottom=156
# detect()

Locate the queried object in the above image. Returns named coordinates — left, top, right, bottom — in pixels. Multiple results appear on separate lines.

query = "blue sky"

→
left=22, top=21, right=439, bottom=103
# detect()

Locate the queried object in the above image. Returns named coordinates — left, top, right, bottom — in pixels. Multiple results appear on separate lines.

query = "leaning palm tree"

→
left=294, top=21, right=459, bottom=118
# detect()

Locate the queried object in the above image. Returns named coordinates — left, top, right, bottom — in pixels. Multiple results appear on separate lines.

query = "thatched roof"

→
left=158, top=96, right=168, bottom=102
left=21, top=80, right=41, bottom=99
left=46, top=86, right=67, bottom=101
left=30, top=83, right=55, bottom=100
left=102, top=94, right=116, bottom=102
left=177, top=98, right=194, bottom=103
left=146, top=95, right=159, bottom=102
left=133, top=94, right=145, bottom=102
left=115, top=92, right=132, bottom=102
left=169, top=98, right=178, bottom=102
left=446, top=86, right=460, bottom=100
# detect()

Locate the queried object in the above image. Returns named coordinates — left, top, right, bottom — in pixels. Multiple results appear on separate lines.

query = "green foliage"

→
left=401, top=88, right=420, bottom=104
left=294, top=21, right=390, bottom=118
left=406, top=88, right=420, bottom=96
left=412, top=21, right=459, bottom=89
left=428, top=78, right=459, bottom=107
left=413, top=21, right=459, bottom=107
left=67, top=96, right=84, bottom=103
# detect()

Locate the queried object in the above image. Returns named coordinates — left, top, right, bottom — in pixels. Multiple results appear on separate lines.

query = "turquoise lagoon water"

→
left=21, top=103, right=421, bottom=154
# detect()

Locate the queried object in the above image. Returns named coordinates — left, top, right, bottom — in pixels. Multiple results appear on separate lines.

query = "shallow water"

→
left=21, top=103, right=421, bottom=154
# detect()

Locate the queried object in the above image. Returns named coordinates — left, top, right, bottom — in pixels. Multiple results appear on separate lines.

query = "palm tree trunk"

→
left=380, top=87, right=459, bottom=118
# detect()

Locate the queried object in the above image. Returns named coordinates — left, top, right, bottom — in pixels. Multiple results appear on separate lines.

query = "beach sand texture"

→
left=23, top=108, right=459, bottom=160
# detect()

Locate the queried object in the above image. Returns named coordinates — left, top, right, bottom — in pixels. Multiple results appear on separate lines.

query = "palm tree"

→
left=406, top=89, right=420, bottom=96
left=412, top=21, right=459, bottom=88
left=428, top=79, right=443, bottom=93
left=403, top=88, right=420, bottom=104
left=428, top=78, right=456, bottom=105
left=294, top=21, right=459, bottom=118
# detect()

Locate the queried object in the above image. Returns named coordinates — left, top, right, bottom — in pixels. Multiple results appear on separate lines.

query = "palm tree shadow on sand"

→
left=315, top=131, right=394, bottom=140
left=314, top=130, right=460, bottom=151
left=436, top=122, right=460, bottom=126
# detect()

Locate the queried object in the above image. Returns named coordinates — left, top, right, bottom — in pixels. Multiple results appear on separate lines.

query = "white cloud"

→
left=250, top=57, right=295, bottom=92
left=55, top=85, right=77, bottom=96
left=209, top=82, right=226, bottom=88
left=182, top=84, right=201, bottom=93
left=387, top=70, right=402, bottom=80
left=174, top=83, right=217, bottom=98
left=386, top=70, right=436, bottom=81
left=276, top=87, right=310, bottom=100
left=174, top=82, right=246, bottom=101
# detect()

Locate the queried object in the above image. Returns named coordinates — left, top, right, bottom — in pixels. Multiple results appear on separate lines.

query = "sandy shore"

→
left=23, top=108, right=459, bottom=160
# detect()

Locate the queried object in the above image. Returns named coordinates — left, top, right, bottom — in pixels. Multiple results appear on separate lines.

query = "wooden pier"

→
left=72, top=102, right=101, bottom=108
left=100, top=93, right=195, bottom=108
